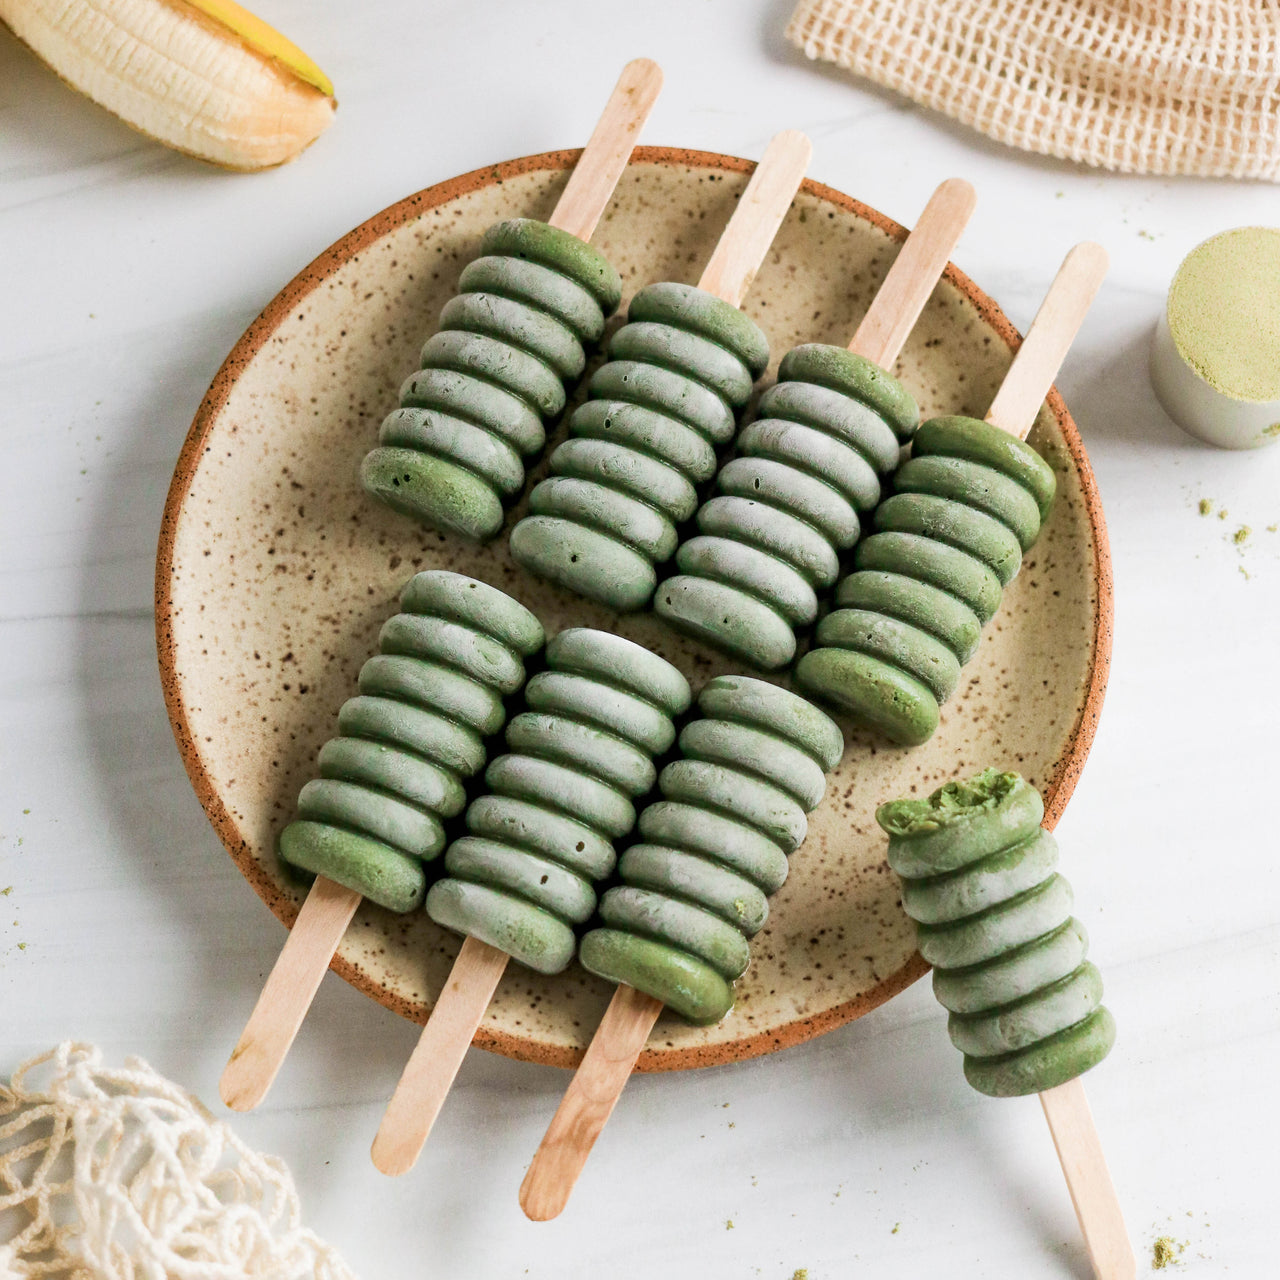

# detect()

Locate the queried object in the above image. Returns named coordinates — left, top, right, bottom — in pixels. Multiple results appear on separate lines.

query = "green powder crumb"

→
left=1, top=887, right=11, bottom=897
left=1218, top=508, right=1228, bottom=520
left=22, top=809, right=29, bottom=815
left=1234, top=525, right=1252, bottom=544
left=1240, top=566, right=1251, bottom=580
left=1198, top=498, right=1213, bottom=515
left=1264, top=423, right=1280, bottom=438
left=891, top=1223, right=901, bottom=1234
left=16, top=943, right=26, bottom=951
left=1055, top=191, right=1064, bottom=199
left=1152, top=1236, right=1187, bottom=1268
left=725, top=1220, right=734, bottom=1231
left=1138, top=230, right=1156, bottom=241
left=1268, top=524, right=1277, bottom=533
left=792, top=1271, right=809, bottom=1280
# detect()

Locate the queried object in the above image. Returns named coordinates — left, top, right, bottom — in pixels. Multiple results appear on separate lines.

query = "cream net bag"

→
left=787, top=0, right=1280, bottom=179
left=0, top=1043, right=355, bottom=1279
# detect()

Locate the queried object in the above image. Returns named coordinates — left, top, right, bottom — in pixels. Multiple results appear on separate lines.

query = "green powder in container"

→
left=1168, top=227, right=1280, bottom=402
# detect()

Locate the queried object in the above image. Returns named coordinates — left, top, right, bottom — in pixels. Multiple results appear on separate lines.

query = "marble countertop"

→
left=2, top=2, right=1276, bottom=1275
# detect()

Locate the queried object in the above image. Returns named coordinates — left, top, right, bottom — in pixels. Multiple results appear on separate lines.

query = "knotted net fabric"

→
left=787, top=0, right=1280, bottom=179
left=0, top=1043, right=355, bottom=1280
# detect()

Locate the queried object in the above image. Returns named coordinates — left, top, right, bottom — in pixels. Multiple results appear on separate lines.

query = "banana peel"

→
left=0, top=0, right=336, bottom=170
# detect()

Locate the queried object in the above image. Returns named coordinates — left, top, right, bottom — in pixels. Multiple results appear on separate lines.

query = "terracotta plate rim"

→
left=154, top=145, right=1114, bottom=1072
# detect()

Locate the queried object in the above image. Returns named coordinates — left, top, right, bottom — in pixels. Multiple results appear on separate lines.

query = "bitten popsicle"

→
left=360, top=58, right=662, bottom=541
left=370, top=630, right=690, bottom=1176
left=796, top=241, right=1109, bottom=744
left=518, top=676, right=843, bottom=1218
left=655, top=178, right=976, bottom=669
left=878, top=768, right=1133, bottom=1280
left=508, top=130, right=814, bottom=610
left=219, top=571, right=543, bottom=1111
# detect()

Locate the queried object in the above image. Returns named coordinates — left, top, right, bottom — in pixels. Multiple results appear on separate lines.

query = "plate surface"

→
left=156, top=148, right=1112, bottom=1070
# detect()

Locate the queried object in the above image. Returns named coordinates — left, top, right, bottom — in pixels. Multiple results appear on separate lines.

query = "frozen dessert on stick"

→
left=796, top=242, right=1108, bottom=744
left=518, top=676, right=842, bottom=1219
left=370, top=631, right=689, bottom=1176
left=361, top=59, right=662, bottom=540
left=509, top=131, right=814, bottom=610
left=655, top=178, right=975, bottom=668
left=878, top=769, right=1133, bottom=1280
left=220, top=571, right=542, bottom=1111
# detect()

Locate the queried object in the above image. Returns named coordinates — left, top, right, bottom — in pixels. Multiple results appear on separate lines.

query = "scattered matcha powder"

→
left=725, top=1219, right=734, bottom=1231
left=1, top=887, right=11, bottom=897
left=16, top=943, right=27, bottom=952
left=1240, top=566, right=1251, bottom=581
left=1218, top=508, right=1228, bottom=520
left=1198, top=498, right=1213, bottom=515
left=1233, top=525, right=1251, bottom=545
left=1151, top=1236, right=1187, bottom=1268
left=1268, top=524, right=1277, bottom=533
left=1138, top=230, right=1156, bottom=241
left=891, top=1223, right=901, bottom=1234
left=791, top=1271, right=809, bottom=1280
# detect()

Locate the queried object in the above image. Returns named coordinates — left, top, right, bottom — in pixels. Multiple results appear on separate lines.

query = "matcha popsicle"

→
left=796, top=242, right=1109, bottom=745
left=519, top=677, right=843, bottom=1218
left=878, top=768, right=1133, bottom=1279
left=509, top=130, right=813, bottom=611
left=220, top=571, right=543, bottom=1112
left=371, top=629, right=690, bottom=1176
left=655, top=178, right=975, bottom=669
left=361, top=59, right=662, bottom=540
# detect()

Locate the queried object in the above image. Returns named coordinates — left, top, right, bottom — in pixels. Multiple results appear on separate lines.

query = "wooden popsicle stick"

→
left=848, top=177, right=976, bottom=368
left=1040, top=1077, right=1136, bottom=1279
left=220, top=875, right=361, bottom=1111
left=985, top=241, right=1109, bottom=441
left=548, top=58, right=664, bottom=242
left=371, top=936, right=510, bottom=1175
left=697, top=130, right=813, bottom=308
left=520, top=984, right=663, bottom=1221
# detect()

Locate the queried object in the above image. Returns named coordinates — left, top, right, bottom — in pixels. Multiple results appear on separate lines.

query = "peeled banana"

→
left=0, top=0, right=335, bottom=170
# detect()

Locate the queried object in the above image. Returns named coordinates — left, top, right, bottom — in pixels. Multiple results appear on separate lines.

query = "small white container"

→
left=1150, top=227, right=1280, bottom=450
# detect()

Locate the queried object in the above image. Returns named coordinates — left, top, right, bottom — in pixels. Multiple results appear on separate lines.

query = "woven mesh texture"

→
left=787, top=0, right=1280, bottom=179
left=0, top=1043, right=355, bottom=1280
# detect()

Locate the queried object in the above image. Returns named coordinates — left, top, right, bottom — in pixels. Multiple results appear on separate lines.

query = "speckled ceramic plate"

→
left=156, top=148, right=1112, bottom=1071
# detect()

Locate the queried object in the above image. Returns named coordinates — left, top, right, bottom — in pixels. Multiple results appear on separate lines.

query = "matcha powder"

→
left=1168, top=227, right=1280, bottom=402
left=1151, top=1236, right=1186, bottom=1269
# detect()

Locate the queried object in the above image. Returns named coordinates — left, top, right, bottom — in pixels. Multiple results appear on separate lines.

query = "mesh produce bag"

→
left=787, top=0, right=1280, bottom=179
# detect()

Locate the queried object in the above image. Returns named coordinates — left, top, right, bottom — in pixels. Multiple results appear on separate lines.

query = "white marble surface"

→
left=2, top=3, right=1277, bottom=1275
